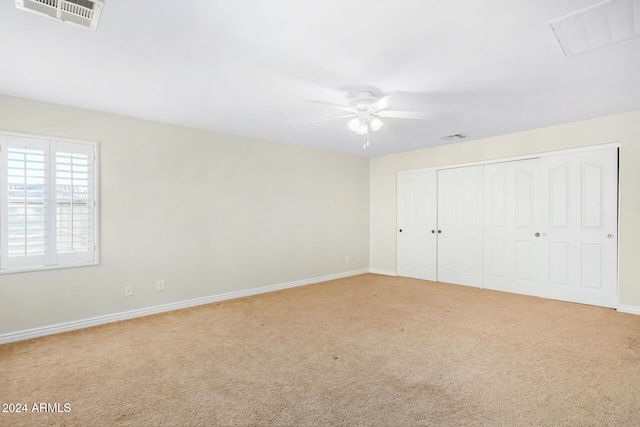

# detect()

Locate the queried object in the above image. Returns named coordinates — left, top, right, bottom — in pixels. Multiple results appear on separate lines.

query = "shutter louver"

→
left=8, top=149, right=47, bottom=256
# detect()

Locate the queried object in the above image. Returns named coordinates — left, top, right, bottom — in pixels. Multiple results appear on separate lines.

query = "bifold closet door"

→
left=397, top=170, right=437, bottom=280
left=483, top=159, right=540, bottom=296
left=539, top=148, right=618, bottom=308
left=396, top=147, right=618, bottom=308
left=437, top=166, right=484, bottom=287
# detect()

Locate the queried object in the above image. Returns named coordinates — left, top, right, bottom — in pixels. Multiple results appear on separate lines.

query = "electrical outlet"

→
left=156, top=280, right=165, bottom=292
left=345, top=256, right=350, bottom=263
left=124, top=285, right=133, bottom=296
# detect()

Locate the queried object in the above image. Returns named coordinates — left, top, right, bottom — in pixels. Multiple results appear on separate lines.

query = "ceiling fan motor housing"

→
left=350, top=91, right=379, bottom=108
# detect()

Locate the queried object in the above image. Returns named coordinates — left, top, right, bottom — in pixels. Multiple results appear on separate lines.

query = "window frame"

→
left=0, top=130, right=99, bottom=274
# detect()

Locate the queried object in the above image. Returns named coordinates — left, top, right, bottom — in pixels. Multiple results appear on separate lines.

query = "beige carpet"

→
left=2, top=273, right=640, bottom=426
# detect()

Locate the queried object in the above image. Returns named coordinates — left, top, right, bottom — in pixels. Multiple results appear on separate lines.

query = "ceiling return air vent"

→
left=15, top=0, right=104, bottom=30
left=549, top=0, right=640, bottom=56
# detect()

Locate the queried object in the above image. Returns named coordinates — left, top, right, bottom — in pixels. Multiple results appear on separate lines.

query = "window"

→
left=0, top=132, right=98, bottom=273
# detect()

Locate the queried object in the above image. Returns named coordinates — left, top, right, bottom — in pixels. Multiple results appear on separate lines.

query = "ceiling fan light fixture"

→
left=369, top=117, right=384, bottom=132
left=348, top=117, right=361, bottom=132
left=349, top=116, right=383, bottom=135
left=349, top=117, right=370, bottom=135
left=356, top=120, right=369, bottom=135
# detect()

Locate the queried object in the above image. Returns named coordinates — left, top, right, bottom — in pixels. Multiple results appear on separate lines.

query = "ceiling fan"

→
left=305, top=91, right=434, bottom=148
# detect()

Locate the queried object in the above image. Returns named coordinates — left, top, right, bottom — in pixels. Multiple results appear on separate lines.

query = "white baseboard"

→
left=369, top=268, right=397, bottom=276
left=0, top=269, right=369, bottom=345
left=617, top=305, right=640, bottom=315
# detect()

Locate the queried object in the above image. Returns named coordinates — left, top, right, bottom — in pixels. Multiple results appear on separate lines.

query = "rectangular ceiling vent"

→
left=550, top=0, right=640, bottom=56
left=15, top=0, right=104, bottom=30
left=439, top=133, right=469, bottom=141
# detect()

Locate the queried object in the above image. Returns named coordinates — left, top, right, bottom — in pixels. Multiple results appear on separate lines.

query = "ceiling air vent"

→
left=439, top=133, right=469, bottom=141
left=549, top=0, right=640, bottom=56
left=15, top=0, right=104, bottom=30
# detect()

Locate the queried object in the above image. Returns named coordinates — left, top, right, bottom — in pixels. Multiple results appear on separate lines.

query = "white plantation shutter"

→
left=54, top=141, right=95, bottom=264
left=2, top=136, right=48, bottom=269
left=0, top=133, right=98, bottom=272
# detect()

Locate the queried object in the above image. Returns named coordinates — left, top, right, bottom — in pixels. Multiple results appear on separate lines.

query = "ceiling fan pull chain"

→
left=363, top=133, right=370, bottom=149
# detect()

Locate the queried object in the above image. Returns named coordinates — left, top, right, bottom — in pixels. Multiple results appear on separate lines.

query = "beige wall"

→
left=370, top=110, right=640, bottom=308
left=0, top=94, right=370, bottom=335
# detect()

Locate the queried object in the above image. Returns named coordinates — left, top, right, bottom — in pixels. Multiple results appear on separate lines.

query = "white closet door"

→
left=483, top=159, right=540, bottom=296
left=539, top=148, right=618, bottom=308
left=397, top=170, right=437, bottom=280
left=437, top=166, right=484, bottom=287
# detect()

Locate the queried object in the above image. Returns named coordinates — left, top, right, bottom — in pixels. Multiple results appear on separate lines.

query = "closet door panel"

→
left=483, top=159, right=540, bottom=296
left=397, top=170, right=437, bottom=280
left=539, top=148, right=618, bottom=308
left=437, top=166, right=484, bottom=287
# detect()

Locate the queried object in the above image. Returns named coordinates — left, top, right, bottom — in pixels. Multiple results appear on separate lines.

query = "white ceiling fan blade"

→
left=307, top=100, right=357, bottom=113
left=376, top=110, right=434, bottom=120
left=371, top=91, right=412, bottom=111
left=296, top=114, right=356, bottom=126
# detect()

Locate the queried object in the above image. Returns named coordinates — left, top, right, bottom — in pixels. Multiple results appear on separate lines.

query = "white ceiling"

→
left=1, top=0, right=639, bottom=157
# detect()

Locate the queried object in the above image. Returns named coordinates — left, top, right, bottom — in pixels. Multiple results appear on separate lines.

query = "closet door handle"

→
left=399, top=229, right=403, bottom=233
left=431, top=230, right=435, bottom=234
left=437, top=230, right=442, bottom=234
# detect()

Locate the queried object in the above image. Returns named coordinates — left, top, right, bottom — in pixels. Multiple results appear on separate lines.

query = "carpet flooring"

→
left=2, top=273, right=640, bottom=426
